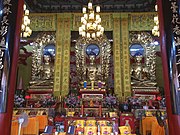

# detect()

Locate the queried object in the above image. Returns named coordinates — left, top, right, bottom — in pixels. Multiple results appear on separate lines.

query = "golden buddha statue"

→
left=131, top=55, right=144, bottom=80
left=83, top=55, right=106, bottom=90
left=42, top=55, right=54, bottom=80
left=131, top=55, right=157, bottom=87
left=86, top=55, right=98, bottom=81
left=29, top=54, right=54, bottom=87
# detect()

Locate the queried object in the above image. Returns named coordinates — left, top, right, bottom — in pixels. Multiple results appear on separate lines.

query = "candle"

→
left=88, top=2, right=92, bottom=9
left=82, top=7, right=86, bottom=13
left=96, top=6, right=100, bottom=13
left=84, top=81, right=87, bottom=89
left=99, top=105, right=102, bottom=117
left=81, top=105, right=84, bottom=116
left=91, top=81, right=94, bottom=90
left=59, top=95, right=61, bottom=102
left=98, top=81, right=102, bottom=89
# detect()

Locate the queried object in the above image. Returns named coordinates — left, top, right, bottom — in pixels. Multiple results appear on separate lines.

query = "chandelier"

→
left=79, top=1, right=104, bottom=39
left=152, top=5, right=159, bottom=37
left=21, top=4, right=32, bottom=38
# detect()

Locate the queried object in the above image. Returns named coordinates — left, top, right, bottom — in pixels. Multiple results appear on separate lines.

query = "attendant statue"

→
left=131, top=55, right=144, bottom=80
left=131, top=55, right=156, bottom=87
left=42, top=55, right=54, bottom=80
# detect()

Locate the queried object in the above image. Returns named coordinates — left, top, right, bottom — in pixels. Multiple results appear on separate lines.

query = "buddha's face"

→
left=44, top=55, right=50, bottom=62
left=89, top=55, right=95, bottom=64
left=135, top=55, right=143, bottom=62
left=89, top=55, right=95, bottom=61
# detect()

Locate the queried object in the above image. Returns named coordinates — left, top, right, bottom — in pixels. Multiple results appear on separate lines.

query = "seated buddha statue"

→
left=131, top=55, right=157, bottom=87
left=86, top=55, right=98, bottom=81
left=29, top=54, right=54, bottom=87
left=80, top=55, right=106, bottom=90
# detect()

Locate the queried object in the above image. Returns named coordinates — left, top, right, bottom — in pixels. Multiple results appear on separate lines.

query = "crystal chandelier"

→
left=79, top=1, right=104, bottom=39
left=21, top=4, right=32, bottom=38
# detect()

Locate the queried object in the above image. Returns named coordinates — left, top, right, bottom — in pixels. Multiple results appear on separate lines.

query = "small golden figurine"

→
left=90, top=99, right=94, bottom=107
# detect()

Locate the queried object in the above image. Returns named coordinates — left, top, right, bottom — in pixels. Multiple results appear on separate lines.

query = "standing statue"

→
left=131, top=55, right=146, bottom=80
left=43, top=55, right=54, bottom=80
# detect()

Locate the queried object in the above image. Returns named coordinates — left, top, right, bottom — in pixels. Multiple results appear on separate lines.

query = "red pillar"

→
left=158, top=0, right=180, bottom=134
left=0, top=0, right=24, bottom=135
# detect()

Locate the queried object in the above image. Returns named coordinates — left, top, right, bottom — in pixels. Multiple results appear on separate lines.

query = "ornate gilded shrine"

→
left=27, top=12, right=157, bottom=99
left=75, top=36, right=111, bottom=88
left=129, top=32, right=159, bottom=97
left=75, top=35, right=111, bottom=109
left=28, top=33, right=56, bottom=97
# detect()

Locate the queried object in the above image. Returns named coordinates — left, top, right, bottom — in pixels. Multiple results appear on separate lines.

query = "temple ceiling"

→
left=25, top=0, right=156, bottom=13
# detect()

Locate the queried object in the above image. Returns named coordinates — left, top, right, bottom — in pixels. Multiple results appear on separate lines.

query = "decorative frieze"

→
left=29, top=13, right=56, bottom=31
left=129, top=13, right=156, bottom=31
left=72, top=13, right=113, bottom=31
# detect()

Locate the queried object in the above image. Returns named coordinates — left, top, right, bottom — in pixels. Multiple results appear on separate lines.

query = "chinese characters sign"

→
left=166, top=0, right=180, bottom=114
left=170, top=0, right=180, bottom=91
left=0, top=0, right=12, bottom=113
left=0, top=0, right=19, bottom=113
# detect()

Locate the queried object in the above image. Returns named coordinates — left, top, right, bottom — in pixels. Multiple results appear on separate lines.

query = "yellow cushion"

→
left=84, top=126, right=97, bottom=135
left=101, top=126, right=112, bottom=135
left=146, top=111, right=153, bottom=117
left=109, top=112, right=117, bottom=117
left=97, top=120, right=107, bottom=126
left=75, top=120, right=85, bottom=127
left=67, top=111, right=75, bottom=117
left=119, top=126, right=131, bottom=135
left=59, top=132, right=66, bottom=135
left=86, top=120, right=96, bottom=126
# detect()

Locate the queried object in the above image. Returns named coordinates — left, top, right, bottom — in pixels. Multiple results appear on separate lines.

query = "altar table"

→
left=11, top=117, right=39, bottom=135
left=23, top=117, right=39, bottom=135
left=11, top=115, right=49, bottom=135
left=63, top=117, right=119, bottom=132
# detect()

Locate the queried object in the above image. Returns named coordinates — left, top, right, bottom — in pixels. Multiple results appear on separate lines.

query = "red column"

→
left=158, top=0, right=180, bottom=135
left=0, top=0, right=24, bottom=135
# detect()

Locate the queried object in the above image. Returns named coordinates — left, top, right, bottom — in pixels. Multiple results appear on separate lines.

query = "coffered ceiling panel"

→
left=25, top=0, right=156, bottom=13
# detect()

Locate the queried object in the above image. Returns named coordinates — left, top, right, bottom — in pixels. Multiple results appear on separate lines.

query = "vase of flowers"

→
left=64, top=93, right=80, bottom=111
left=14, top=94, right=25, bottom=108
left=103, top=94, right=118, bottom=111
left=41, top=95, right=56, bottom=108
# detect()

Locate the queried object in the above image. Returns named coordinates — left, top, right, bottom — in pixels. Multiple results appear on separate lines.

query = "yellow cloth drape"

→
left=142, top=117, right=165, bottom=135
left=142, top=117, right=156, bottom=135
left=36, top=115, right=48, bottom=131
left=151, top=119, right=165, bottom=135
left=11, top=121, right=19, bottom=135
